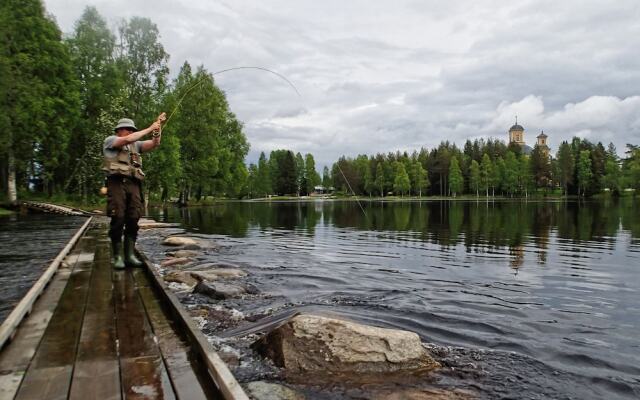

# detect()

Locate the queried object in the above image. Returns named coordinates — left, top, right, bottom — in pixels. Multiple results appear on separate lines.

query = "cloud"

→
left=44, top=0, right=640, bottom=168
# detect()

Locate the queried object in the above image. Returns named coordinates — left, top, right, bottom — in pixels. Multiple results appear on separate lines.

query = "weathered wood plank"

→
left=68, top=239, right=120, bottom=400
left=114, top=269, right=175, bottom=400
left=138, top=253, right=249, bottom=400
left=0, top=267, right=72, bottom=400
left=0, top=217, right=92, bottom=350
left=132, top=269, right=219, bottom=400
left=14, top=265, right=93, bottom=399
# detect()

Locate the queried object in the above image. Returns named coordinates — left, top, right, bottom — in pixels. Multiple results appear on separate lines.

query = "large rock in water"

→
left=254, top=315, right=439, bottom=375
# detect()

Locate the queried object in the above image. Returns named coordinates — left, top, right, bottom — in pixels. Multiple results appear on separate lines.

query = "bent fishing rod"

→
left=146, top=66, right=368, bottom=218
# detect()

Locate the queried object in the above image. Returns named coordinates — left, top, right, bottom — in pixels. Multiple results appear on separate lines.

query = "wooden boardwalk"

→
left=0, top=217, right=248, bottom=400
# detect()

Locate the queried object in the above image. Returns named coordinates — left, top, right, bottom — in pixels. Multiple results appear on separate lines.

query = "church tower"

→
left=508, top=117, right=525, bottom=145
left=536, top=131, right=550, bottom=157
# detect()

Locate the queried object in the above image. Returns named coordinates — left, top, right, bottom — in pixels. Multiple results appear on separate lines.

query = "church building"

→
left=508, top=119, right=550, bottom=157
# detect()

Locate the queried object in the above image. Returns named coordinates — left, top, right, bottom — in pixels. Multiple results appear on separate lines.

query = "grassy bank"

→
left=0, top=207, right=14, bottom=216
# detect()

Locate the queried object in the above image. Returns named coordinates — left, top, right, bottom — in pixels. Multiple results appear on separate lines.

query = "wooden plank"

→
left=138, top=253, right=249, bottom=400
left=68, top=239, right=120, bottom=400
left=0, top=217, right=92, bottom=350
left=14, top=265, right=93, bottom=399
left=0, top=268, right=71, bottom=399
left=113, top=269, right=176, bottom=400
left=132, top=269, right=220, bottom=400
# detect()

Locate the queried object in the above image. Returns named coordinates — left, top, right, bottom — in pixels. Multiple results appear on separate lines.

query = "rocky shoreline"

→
left=136, top=218, right=618, bottom=400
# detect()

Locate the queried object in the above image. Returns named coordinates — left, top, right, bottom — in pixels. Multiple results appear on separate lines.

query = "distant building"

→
left=508, top=118, right=550, bottom=157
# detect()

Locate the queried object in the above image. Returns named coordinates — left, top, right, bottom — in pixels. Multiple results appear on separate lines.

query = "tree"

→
left=448, top=157, right=463, bottom=197
left=295, top=152, right=305, bottom=195
left=375, top=163, right=385, bottom=197
left=116, top=17, right=168, bottom=120
left=503, top=151, right=519, bottom=196
left=322, top=165, right=332, bottom=189
left=364, top=162, right=375, bottom=197
left=530, top=144, right=552, bottom=190
left=65, top=6, right=121, bottom=200
left=0, top=0, right=80, bottom=200
left=519, top=156, right=533, bottom=197
left=393, top=162, right=411, bottom=197
left=556, top=141, right=574, bottom=195
left=577, top=150, right=593, bottom=197
left=256, top=152, right=272, bottom=197
left=304, top=153, right=321, bottom=195
left=469, top=160, right=480, bottom=197
left=410, top=160, right=429, bottom=197
left=480, top=153, right=493, bottom=197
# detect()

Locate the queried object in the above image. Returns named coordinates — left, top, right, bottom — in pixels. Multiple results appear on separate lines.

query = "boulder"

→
left=163, top=270, right=198, bottom=287
left=167, top=249, right=200, bottom=258
left=162, top=236, right=199, bottom=247
left=191, top=261, right=241, bottom=270
left=189, top=269, right=247, bottom=281
left=245, top=381, right=304, bottom=400
left=160, top=257, right=192, bottom=268
left=253, top=315, right=439, bottom=375
left=371, top=388, right=474, bottom=400
left=193, top=281, right=257, bottom=299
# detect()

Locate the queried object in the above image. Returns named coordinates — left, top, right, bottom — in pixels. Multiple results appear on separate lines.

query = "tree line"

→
left=324, top=138, right=640, bottom=198
left=246, top=150, right=322, bottom=197
left=0, top=2, right=248, bottom=204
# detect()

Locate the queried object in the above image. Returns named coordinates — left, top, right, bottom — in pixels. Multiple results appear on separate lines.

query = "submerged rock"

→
left=162, top=236, right=199, bottom=247
left=167, top=249, right=201, bottom=258
left=164, top=270, right=198, bottom=287
left=193, top=281, right=258, bottom=299
left=254, top=315, right=439, bottom=376
left=245, top=381, right=305, bottom=400
left=371, top=388, right=474, bottom=400
left=160, top=257, right=192, bottom=268
left=190, top=269, right=247, bottom=281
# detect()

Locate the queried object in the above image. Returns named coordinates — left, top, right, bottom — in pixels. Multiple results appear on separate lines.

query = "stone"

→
left=163, top=270, right=198, bottom=287
left=371, top=388, right=475, bottom=400
left=193, top=281, right=253, bottom=299
left=189, top=269, right=247, bottom=281
left=160, top=257, right=192, bottom=268
left=162, top=236, right=199, bottom=246
left=167, top=249, right=200, bottom=258
left=254, top=315, right=439, bottom=375
left=245, top=381, right=305, bottom=400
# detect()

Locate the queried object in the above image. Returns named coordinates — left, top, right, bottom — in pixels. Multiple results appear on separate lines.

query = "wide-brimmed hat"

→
left=114, top=118, right=137, bottom=132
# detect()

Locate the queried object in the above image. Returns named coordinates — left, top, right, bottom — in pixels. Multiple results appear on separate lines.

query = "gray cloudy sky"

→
left=45, top=0, right=640, bottom=167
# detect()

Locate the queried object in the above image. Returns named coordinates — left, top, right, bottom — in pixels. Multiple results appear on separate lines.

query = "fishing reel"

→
left=152, top=112, right=167, bottom=138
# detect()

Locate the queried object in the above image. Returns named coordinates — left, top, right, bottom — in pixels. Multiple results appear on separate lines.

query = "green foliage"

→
left=556, top=141, right=574, bottom=195
left=469, top=160, right=480, bottom=196
left=375, top=163, right=385, bottom=197
left=480, top=154, right=492, bottom=196
left=577, top=150, right=593, bottom=196
left=304, top=154, right=321, bottom=194
left=448, top=157, right=463, bottom=196
left=393, top=162, right=411, bottom=196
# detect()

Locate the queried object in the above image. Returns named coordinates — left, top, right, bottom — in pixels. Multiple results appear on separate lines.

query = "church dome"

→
left=509, top=124, right=524, bottom=132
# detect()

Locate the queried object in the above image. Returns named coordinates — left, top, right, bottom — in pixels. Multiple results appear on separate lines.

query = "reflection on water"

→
left=149, top=199, right=640, bottom=398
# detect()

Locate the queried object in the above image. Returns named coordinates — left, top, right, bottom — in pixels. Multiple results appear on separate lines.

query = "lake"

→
left=148, top=198, right=640, bottom=398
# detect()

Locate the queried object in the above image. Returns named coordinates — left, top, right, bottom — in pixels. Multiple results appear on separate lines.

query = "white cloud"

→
left=44, top=0, right=640, bottom=167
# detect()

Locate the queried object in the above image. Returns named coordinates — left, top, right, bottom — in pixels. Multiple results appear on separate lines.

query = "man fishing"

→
left=103, top=113, right=165, bottom=269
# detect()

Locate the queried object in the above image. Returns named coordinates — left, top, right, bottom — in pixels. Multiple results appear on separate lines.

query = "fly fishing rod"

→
left=161, top=66, right=367, bottom=218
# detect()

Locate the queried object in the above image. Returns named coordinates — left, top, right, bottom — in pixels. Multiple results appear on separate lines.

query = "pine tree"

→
left=257, top=152, right=272, bottom=196
left=304, top=153, right=321, bottom=194
left=557, top=141, right=575, bottom=195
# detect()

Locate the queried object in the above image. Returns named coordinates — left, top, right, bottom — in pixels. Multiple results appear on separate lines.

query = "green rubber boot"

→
left=111, top=241, right=125, bottom=269
left=124, top=235, right=144, bottom=268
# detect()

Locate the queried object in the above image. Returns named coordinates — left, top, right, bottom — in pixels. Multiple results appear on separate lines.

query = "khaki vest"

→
left=102, top=143, right=145, bottom=181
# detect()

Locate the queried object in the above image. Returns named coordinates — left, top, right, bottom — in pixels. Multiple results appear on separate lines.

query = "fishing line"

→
left=163, top=66, right=301, bottom=129
left=158, top=65, right=368, bottom=220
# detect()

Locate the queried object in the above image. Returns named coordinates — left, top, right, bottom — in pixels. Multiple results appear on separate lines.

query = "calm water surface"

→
left=0, top=214, right=87, bottom=322
left=149, top=199, right=640, bottom=398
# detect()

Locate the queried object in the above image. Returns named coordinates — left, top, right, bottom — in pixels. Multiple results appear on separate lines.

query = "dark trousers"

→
left=107, top=175, right=143, bottom=243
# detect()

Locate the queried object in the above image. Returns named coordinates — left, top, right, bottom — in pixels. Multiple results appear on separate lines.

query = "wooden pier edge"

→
left=0, top=216, right=93, bottom=350
left=138, top=251, right=251, bottom=400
